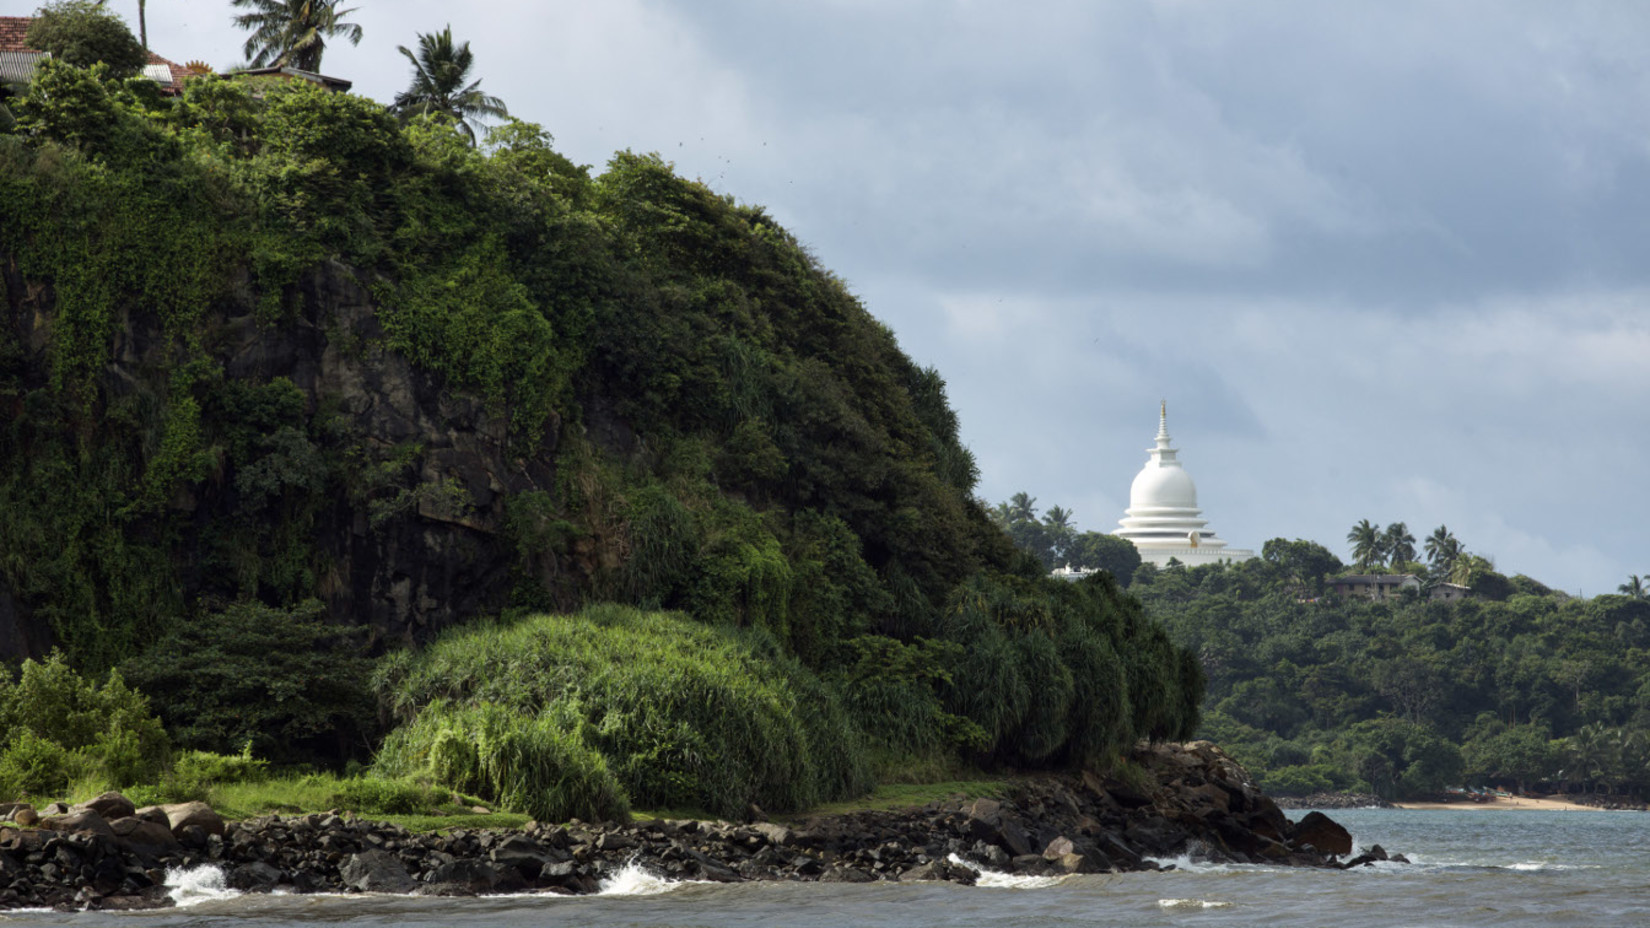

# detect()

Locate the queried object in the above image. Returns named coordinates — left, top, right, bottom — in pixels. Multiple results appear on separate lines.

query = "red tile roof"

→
left=0, top=16, right=189, bottom=92
left=0, top=16, right=35, bottom=53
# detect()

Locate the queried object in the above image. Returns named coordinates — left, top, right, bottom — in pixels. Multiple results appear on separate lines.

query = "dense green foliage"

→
left=989, top=493, right=1141, bottom=584
left=1134, top=548, right=1650, bottom=798
left=0, top=63, right=1207, bottom=817
left=25, top=1, right=147, bottom=79
left=0, top=652, right=169, bottom=797
left=119, top=601, right=374, bottom=764
left=372, top=605, right=860, bottom=819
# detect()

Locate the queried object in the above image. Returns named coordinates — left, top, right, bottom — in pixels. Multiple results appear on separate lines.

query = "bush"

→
left=0, top=729, right=79, bottom=799
left=161, top=748, right=270, bottom=801
left=0, top=650, right=169, bottom=787
left=328, top=777, right=450, bottom=817
left=378, top=702, right=627, bottom=823
left=373, top=605, right=873, bottom=819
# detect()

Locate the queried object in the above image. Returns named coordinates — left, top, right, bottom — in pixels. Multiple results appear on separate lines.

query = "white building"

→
left=1113, top=403, right=1255, bottom=568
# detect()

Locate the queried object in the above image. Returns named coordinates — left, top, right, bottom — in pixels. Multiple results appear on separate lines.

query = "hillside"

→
left=0, top=63, right=1202, bottom=814
left=1129, top=554, right=1650, bottom=799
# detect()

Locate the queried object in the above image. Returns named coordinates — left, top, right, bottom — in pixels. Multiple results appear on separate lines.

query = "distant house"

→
left=1328, top=574, right=1421, bottom=601
left=1429, top=582, right=1472, bottom=602
left=224, top=65, right=352, bottom=94
left=0, top=15, right=190, bottom=94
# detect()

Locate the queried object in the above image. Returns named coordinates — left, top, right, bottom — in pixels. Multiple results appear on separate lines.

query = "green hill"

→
left=0, top=64, right=1201, bottom=814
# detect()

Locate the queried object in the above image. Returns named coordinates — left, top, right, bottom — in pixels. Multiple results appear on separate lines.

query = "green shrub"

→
left=161, top=748, right=270, bottom=801
left=373, top=605, right=872, bottom=819
left=0, top=651, right=169, bottom=787
left=378, top=702, right=628, bottom=823
left=0, top=729, right=79, bottom=799
left=328, top=777, right=450, bottom=817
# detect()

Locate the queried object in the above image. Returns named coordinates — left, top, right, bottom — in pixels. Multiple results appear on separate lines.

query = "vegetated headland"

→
left=0, top=21, right=1375, bottom=910
left=995, top=497, right=1650, bottom=808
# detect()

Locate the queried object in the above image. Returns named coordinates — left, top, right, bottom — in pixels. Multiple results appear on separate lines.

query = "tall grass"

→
left=373, top=604, right=873, bottom=820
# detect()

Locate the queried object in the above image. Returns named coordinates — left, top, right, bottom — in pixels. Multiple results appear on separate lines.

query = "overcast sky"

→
left=126, top=0, right=1650, bottom=596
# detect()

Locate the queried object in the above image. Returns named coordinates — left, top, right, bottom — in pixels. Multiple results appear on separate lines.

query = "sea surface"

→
left=6, top=808, right=1647, bottom=927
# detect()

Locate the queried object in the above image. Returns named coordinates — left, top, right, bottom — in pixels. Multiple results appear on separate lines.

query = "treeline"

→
left=1134, top=551, right=1650, bottom=799
left=0, top=44, right=1203, bottom=814
left=988, top=492, right=1141, bottom=583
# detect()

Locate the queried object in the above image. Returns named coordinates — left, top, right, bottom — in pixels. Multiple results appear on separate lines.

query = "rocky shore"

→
left=1274, top=793, right=1397, bottom=810
left=0, top=742, right=1385, bottom=912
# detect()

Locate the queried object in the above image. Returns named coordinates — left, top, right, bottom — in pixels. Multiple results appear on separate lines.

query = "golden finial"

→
left=1160, top=399, right=1167, bottom=420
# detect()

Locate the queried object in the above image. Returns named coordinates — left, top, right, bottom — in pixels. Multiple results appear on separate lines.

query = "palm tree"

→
left=1425, top=525, right=1461, bottom=573
left=1383, top=522, right=1417, bottom=568
left=138, top=0, right=147, bottom=50
left=231, top=0, right=363, bottom=73
left=1007, top=492, right=1038, bottom=524
left=393, top=26, right=508, bottom=143
left=1042, top=505, right=1075, bottom=563
left=1620, top=575, right=1648, bottom=600
left=1347, top=519, right=1379, bottom=570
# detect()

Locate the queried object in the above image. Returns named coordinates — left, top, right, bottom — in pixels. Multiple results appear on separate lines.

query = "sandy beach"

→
left=1394, top=795, right=1609, bottom=812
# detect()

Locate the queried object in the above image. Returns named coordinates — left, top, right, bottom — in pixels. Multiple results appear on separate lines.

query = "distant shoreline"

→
left=1394, top=795, right=1630, bottom=812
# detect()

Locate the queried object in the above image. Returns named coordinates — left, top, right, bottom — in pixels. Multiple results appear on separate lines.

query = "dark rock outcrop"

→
left=0, top=746, right=1383, bottom=911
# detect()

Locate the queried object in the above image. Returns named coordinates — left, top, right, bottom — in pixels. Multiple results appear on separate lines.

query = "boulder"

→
left=162, top=802, right=225, bottom=838
left=818, top=865, right=875, bottom=883
left=1292, top=811, right=1353, bottom=857
left=39, top=809, right=114, bottom=837
left=77, top=791, right=136, bottom=821
left=750, top=822, right=792, bottom=846
left=426, top=859, right=501, bottom=892
left=227, top=862, right=284, bottom=892
left=341, top=849, right=417, bottom=893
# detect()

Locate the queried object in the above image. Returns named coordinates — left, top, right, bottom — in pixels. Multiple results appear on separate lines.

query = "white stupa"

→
left=1113, top=403, right=1254, bottom=568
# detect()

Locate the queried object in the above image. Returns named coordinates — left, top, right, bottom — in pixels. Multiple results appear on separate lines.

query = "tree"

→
left=1425, top=525, right=1461, bottom=574
left=1347, top=519, right=1380, bottom=569
left=230, top=0, right=362, bottom=72
left=1042, top=505, right=1075, bottom=563
left=137, top=0, right=146, bottom=49
left=25, top=0, right=147, bottom=78
left=1007, top=492, right=1038, bottom=523
left=1067, top=532, right=1142, bottom=585
left=1382, top=522, right=1417, bottom=568
left=392, top=25, right=507, bottom=144
left=1620, top=575, right=1648, bottom=601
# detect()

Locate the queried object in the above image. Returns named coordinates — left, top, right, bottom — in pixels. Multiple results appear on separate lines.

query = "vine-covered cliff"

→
left=0, top=63, right=1201, bottom=798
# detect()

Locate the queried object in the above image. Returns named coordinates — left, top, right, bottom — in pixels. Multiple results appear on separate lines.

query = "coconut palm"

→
left=1620, top=574, right=1648, bottom=600
left=393, top=25, right=507, bottom=143
left=230, top=0, right=362, bottom=73
left=1425, top=525, right=1461, bottom=572
left=1383, top=522, right=1417, bottom=568
left=1007, top=492, right=1038, bottom=524
left=1347, top=519, right=1380, bottom=570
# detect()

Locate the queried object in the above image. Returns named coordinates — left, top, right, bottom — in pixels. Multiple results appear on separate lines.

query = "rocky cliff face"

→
left=1, top=256, right=565, bottom=658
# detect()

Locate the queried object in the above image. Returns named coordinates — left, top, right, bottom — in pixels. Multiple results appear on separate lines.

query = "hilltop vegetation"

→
left=1135, top=550, right=1650, bottom=799
left=0, top=61, right=1202, bottom=815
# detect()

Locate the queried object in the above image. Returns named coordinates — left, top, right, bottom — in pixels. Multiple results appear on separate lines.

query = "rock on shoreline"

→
left=0, top=742, right=1380, bottom=911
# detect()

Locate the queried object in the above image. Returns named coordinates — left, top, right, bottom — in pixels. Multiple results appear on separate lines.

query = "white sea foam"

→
left=597, top=860, right=684, bottom=896
left=945, top=853, right=1065, bottom=889
left=1158, top=898, right=1235, bottom=909
left=165, top=864, right=241, bottom=907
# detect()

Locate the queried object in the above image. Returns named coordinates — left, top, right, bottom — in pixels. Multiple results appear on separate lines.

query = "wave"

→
left=165, top=864, right=241, bottom=907
left=1158, top=898, right=1235, bottom=909
left=945, top=853, right=1066, bottom=889
left=598, top=860, right=693, bottom=896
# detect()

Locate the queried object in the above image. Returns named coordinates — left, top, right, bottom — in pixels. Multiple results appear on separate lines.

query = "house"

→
left=224, top=66, right=352, bottom=94
left=1328, top=574, right=1421, bottom=601
left=1429, top=582, right=1472, bottom=602
left=0, top=15, right=190, bottom=94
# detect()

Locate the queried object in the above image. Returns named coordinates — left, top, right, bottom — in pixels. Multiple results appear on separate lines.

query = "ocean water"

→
left=9, top=809, right=1648, bottom=927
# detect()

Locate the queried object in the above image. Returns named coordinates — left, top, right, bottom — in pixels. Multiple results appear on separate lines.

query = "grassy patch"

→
left=784, top=779, right=1006, bottom=820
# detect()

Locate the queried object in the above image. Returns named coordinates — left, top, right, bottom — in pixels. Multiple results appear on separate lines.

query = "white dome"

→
left=1111, top=403, right=1254, bottom=567
left=1129, top=460, right=1198, bottom=511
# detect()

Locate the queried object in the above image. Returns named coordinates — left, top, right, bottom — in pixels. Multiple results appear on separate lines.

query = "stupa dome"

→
left=1112, top=403, right=1254, bottom=567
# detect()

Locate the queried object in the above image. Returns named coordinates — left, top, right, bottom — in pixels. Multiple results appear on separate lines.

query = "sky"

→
left=119, top=0, right=1650, bottom=597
